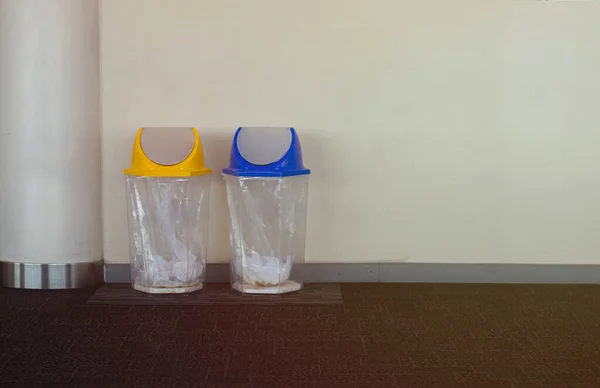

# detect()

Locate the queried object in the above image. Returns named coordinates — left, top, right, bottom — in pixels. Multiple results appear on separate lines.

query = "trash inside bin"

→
left=124, top=127, right=212, bottom=294
left=223, top=127, right=310, bottom=294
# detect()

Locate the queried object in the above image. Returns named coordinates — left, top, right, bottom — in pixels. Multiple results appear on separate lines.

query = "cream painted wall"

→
left=101, top=0, right=600, bottom=265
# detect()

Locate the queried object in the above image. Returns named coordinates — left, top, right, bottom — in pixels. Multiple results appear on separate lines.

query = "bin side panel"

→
left=224, top=175, right=309, bottom=294
left=126, top=176, right=210, bottom=293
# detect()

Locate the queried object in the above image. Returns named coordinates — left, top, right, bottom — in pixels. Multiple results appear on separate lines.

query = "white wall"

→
left=101, top=0, right=600, bottom=265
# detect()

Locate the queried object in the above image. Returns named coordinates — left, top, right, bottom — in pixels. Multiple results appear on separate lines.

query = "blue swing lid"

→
left=223, top=127, right=310, bottom=177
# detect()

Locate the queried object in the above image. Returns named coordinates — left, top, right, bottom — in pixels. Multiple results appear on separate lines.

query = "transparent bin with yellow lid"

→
left=124, top=127, right=212, bottom=294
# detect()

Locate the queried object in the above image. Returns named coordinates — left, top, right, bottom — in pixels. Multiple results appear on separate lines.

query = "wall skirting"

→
left=105, top=263, right=600, bottom=284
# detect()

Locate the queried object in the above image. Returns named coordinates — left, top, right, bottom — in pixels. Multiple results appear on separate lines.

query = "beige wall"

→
left=101, top=0, right=600, bottom=265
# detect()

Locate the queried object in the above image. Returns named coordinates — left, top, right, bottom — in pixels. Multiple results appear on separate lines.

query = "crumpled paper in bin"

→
left=234, top=250, right=292, bottom=287
left=134, top=240, right=204, bottom=287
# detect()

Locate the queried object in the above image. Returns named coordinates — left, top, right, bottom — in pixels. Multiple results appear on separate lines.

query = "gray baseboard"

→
left=104, top=263, right=600, bottom=284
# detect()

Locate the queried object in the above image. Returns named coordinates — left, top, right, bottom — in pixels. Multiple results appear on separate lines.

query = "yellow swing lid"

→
left=124, top=127, right=212, bottom=177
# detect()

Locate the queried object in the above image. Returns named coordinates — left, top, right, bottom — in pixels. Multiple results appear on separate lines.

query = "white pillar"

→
left=0, top=0, right=102, bottom=288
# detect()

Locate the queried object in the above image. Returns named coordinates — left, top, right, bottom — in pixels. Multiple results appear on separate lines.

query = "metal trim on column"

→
left=0, top=261, right=103, bottom=290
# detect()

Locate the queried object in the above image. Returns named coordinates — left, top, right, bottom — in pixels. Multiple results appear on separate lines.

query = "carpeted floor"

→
left=1, top=283, right=600, bottom=387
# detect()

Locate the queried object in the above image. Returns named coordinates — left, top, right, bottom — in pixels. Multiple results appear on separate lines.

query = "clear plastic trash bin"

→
left=223, top=127, right=310, bottom=294
left=124, top=127, right=212, bottom=294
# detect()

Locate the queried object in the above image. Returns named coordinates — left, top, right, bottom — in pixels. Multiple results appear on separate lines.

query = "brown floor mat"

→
left=87, top=283, right=342, bottom=305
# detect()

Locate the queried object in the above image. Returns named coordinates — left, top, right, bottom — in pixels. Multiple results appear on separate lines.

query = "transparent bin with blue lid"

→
left=124, top=127, right=212, bottom=294
left=223, top=127, right=310, bottom=294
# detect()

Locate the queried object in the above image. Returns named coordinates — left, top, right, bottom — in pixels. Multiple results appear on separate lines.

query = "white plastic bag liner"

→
left=224, top=175, right=309, bottom=294
left=126, top=176, right=211, bottom=293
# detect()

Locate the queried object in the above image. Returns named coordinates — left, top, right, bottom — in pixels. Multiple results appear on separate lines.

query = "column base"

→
left=0, top=260, right=103, bottom=289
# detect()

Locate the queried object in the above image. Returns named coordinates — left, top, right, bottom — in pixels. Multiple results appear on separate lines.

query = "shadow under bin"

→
left=223, top=127, right=310, bottom=294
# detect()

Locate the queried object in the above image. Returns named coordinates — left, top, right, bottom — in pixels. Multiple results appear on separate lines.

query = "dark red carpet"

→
left=1, top=283, right=600, bottom=387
